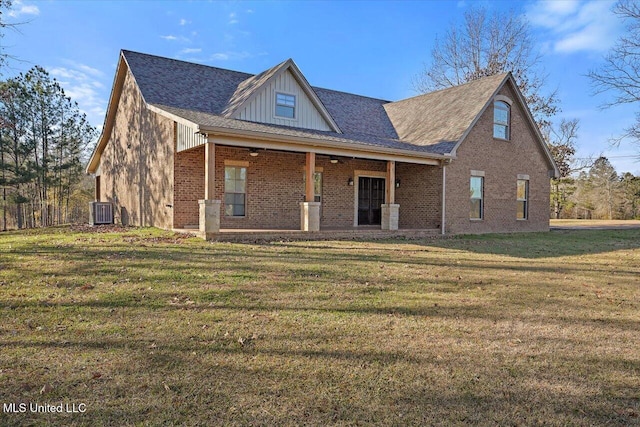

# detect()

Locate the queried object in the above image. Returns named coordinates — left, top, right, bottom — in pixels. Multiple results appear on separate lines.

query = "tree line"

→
left=553, top=156, right=640, bottom=220
left=0, top=67, right=96, bottom=230
left=0, top=1, right=96, bottom=230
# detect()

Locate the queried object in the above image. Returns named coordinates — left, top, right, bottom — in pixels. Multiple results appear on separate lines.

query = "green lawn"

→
left=0, top=226, right=638, bottom=426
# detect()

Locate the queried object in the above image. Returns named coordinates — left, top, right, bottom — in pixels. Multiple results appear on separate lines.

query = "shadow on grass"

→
left=1, top=335, right=637, bottom=426
left=421, top=228, right=640, bottom=259
left=0, top=337, right=425, bottom=365
left=273, top=228, right=640, bottom=259
left=2, top=296, right=639, bottom=333
left=4, top=235, right=640, bottom=286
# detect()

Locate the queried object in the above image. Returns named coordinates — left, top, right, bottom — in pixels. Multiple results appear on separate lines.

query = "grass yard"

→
left=0, top=226, right=638, bottom=426
left=550, top=219, right=640, bottom=228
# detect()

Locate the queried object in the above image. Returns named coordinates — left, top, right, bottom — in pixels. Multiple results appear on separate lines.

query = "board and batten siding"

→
left=176, top=122, right=207, bottom=152
left=238, top=70, right=332, bottom=131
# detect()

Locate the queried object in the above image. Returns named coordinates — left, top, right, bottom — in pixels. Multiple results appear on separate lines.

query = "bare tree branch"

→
left=414, top=7, right=558, bottom=134
left=588, top=0, right=640, bottom=154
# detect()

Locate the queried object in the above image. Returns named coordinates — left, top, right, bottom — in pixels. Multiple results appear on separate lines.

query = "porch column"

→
left=300, top=152, right=320, bottom=231
left=381, top=160, right=399, bottom=230
left=199, top=141, right=221, bottom=239
left=441, top=162, right=447, bottom=235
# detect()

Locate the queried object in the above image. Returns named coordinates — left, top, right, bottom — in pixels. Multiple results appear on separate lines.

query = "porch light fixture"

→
left=395, top=179, right=401, bottom=188
left=329, top=156, right=339, bottom=164
left=348, top=177, right=354, bottom=186
left=249, top=148, right=259, bottom=157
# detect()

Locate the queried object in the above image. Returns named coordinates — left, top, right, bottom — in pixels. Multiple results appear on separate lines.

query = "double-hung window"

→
left=275, top=93, right=296, bottom=119
left=470, top=176, right=484, bottom=220
left=493, top=101, right=510, bottom=140
left=517, top=179, right=529, bottom=220
left=224, top=166, right=246, bottom=216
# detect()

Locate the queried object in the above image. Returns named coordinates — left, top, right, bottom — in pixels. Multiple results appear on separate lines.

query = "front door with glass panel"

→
left=358, top=177, right=385, bottom=225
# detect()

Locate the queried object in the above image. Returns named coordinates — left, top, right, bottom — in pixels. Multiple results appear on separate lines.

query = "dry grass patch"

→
left=0, top=226, right=638, bottom=425
left=551, top=219, right=640, bottom=228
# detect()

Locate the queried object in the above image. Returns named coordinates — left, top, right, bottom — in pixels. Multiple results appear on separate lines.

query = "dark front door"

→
left=358, top=177, right=385, bottom=225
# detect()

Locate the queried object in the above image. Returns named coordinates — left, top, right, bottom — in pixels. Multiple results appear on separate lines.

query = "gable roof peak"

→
left=395, top=72, right=510, bottom=105
left=120, top=49, right=253, bottom=79
left=222, top=56, right=341, bottom=133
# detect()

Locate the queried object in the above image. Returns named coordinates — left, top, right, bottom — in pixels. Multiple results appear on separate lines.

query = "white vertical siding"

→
left=238, top=70, right=332, bottom=131
left=176, top=122, right=207, bottom=152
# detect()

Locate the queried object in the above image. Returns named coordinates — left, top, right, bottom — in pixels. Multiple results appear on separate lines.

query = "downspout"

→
left=441, top=160, right=447, bottom=235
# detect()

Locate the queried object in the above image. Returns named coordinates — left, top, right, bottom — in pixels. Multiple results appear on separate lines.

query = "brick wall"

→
left=172, top=147, right=446, bottom=230
left=173, top=146, right=205, bottom=229
left=396, top=163, right=443, bottom=229
left=444, top=81, right=552, bottom=234
left=99, top=69, right=174, bottom=229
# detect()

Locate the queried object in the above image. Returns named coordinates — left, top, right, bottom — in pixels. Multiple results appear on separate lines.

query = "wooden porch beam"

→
left=386, top=160, right=396, bottom=204
left=305, top=152, right=315, bottom=202
left=204, top=142, right=215, bottom=200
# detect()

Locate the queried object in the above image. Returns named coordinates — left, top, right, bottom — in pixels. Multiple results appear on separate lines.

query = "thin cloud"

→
left=180, top=48, right=202, bottom=54
left=8, top=0, right=39, bottom=18
left=229, top=12, right=239, bottom=25
left=209, top=51, right=267, bottom=62
left=211, top=53, right=230, bottom=61
left=77, top=64, right=104, bottom=77
left=49, top=65, right=107, bottom=126
left=526, top=0, right=621, bottom=53
left=179, top=18, right=189, bottom=26
left=160, top=34, right=190, bottom=43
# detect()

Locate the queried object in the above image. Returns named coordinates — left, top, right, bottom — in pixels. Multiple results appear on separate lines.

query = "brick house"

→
left=86, top=50, right=559, bottom=238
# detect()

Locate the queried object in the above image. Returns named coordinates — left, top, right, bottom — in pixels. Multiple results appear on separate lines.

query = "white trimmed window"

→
left=493, top=101, right=510, bottom=140
left=275, top=93, right=296, bottom=119
left=470, top=176, right=484, bottom=220
left=303, top=172, right=323, bottom=203
left=224, top=166, right=246, bottom=216
left=517, top=179, right=529, bottom=220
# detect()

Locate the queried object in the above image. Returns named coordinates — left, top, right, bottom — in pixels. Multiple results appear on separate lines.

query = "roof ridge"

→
left=121, top=50, right=388, bottom=103
left=121, top=49, right=256, bottom=79
left=389, top=72, right=510, bottom=105
left=313, top=85, right=392, bottom=103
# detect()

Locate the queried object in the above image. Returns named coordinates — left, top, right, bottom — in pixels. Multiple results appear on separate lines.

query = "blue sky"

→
left=4, top=0, right=639, bottom=174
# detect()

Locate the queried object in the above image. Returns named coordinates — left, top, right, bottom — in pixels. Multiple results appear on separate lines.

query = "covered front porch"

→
left=173, top=130, right=446, bottom=240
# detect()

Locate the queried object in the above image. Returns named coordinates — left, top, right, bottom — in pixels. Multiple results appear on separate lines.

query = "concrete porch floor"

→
left=173, top=226, right=442, bottom=242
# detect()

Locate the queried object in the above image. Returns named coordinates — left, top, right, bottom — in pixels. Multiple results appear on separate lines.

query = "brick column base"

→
left=199, top=199, right=221, bottom=240
left=300, top=202, right=321, bottom=232
left=381, top=204, right=400, bottom=230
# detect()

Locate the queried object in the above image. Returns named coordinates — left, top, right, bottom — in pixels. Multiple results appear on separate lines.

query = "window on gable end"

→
left=275, top=93, right=296, bottom=119
left=493, top=100, right=510, bottom=140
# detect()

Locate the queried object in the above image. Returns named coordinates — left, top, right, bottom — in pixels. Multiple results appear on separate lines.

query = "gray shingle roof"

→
left=157, top=104, right=454, bottom=154
left=384, top=73, right=508, bottom=147
left=221, top=59, right=289, bottom=118
left=122, top=50, right=507, bottom=157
